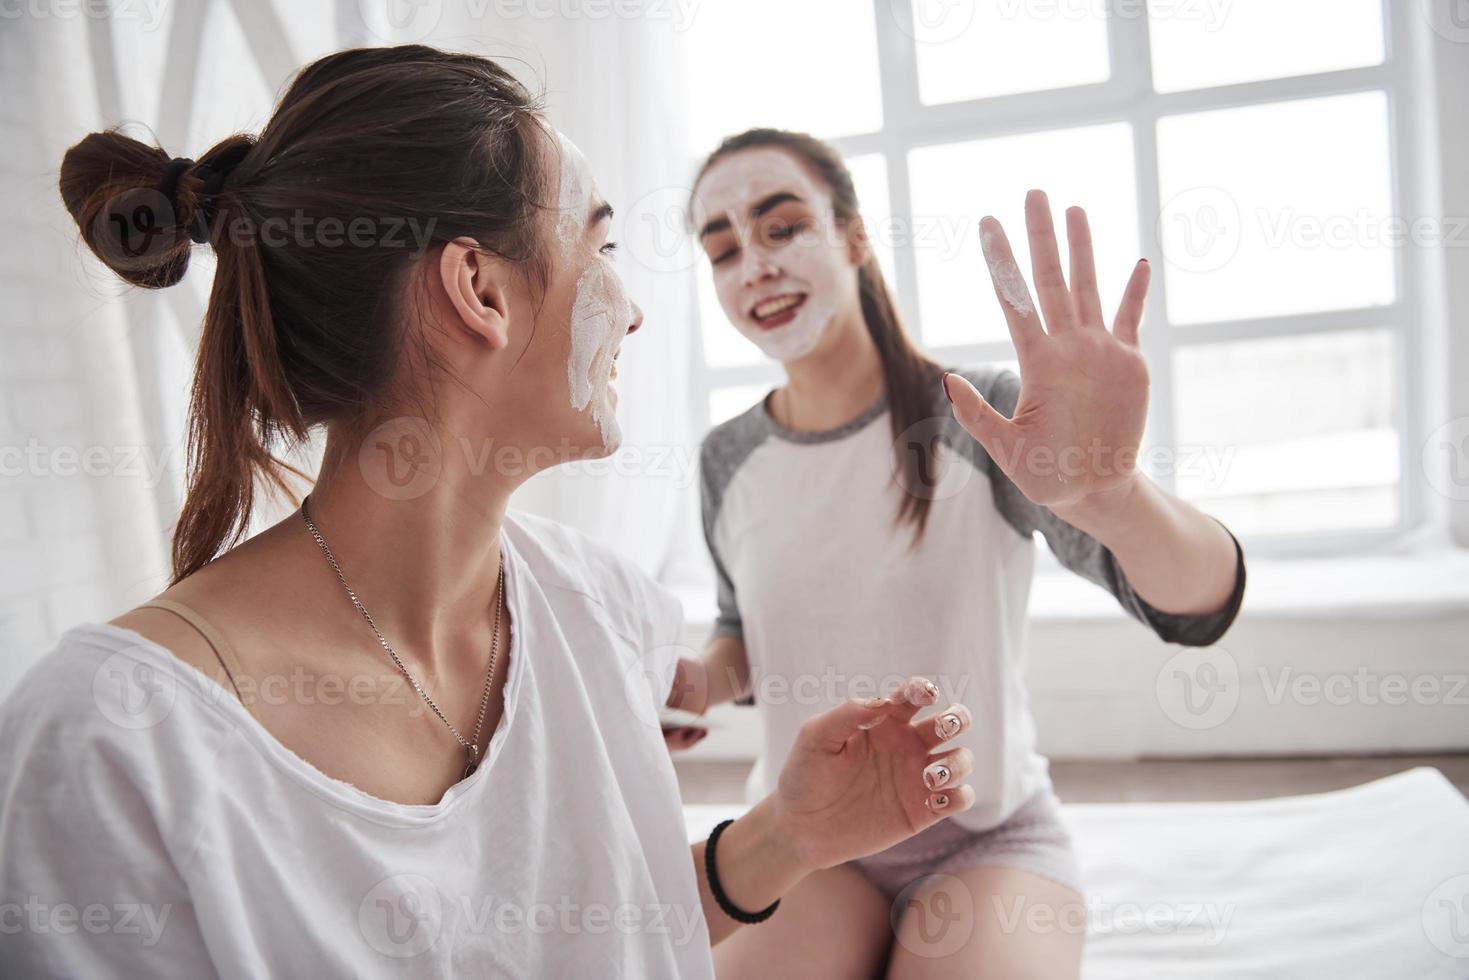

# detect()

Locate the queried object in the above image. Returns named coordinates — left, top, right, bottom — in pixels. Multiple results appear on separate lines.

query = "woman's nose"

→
left=741, top=248, right=779, bottom=287
left=626, top=300, right=644, bottom=335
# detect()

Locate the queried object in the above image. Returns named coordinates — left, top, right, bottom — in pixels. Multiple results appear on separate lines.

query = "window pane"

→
left=1156, top=92, right=1395, bottom=325
left=709, top=385, right=771, bottom=427
left=908, top=124, right=1138, bottom=347
left=1149, top=0, right=1384, bottom=93
left=1172, top=330, right=1399, bottom=536
left=845, top=154, right=897, bottom=284
left=910, top=0, right=1110, bottom=105
left=683, top=0, right=882, bottom=152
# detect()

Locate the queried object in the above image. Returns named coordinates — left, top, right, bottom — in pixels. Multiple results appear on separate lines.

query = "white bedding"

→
left=684, top=767, right=1469, bottom=977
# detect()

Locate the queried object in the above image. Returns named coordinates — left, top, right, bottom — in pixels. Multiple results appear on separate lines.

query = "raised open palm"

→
left=771, top=677, right=975, bottom=871
left=945, top=190, right=1151, bottom=510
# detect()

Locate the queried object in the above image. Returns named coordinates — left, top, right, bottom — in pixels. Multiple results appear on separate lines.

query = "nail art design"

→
left=935, top=712, right=962, bottom=740
left=932, top=794, right=949, bottom=809
left=924, top=763, right=950, bottom=789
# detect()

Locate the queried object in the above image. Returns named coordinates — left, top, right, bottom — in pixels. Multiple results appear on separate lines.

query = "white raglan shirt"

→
left=0, top=511, right=713, bottom=979
left=700, top=366, right=1246, bottom=833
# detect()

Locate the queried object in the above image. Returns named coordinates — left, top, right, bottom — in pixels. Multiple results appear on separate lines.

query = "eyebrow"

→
left=698, top=191, right=805, bottom=241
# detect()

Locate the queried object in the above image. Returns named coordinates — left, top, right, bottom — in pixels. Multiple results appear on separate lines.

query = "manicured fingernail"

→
left=928, top=793, right=949, bottom=810
left=1139, top=258, right=1149, bottom=265
left=924, top=763, right=951, bottom=789
left=922, top=680, right=939, bottom=701
left=942, top=372, right=955, bottom=405
left=935, top=712, right=962, bottom=740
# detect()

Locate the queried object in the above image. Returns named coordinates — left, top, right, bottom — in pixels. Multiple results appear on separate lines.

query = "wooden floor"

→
left=674, top=754, right=1469, bottom=805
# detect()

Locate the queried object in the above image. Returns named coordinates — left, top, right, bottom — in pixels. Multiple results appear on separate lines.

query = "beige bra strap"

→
left=139, top=598, right=255, bottom=717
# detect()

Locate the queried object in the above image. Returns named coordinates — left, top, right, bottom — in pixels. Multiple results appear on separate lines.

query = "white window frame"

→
left=688, top=0, right=1433, bottom=559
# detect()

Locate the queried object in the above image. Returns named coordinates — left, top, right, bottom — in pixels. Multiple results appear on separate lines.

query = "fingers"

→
left=978, top=216, right=1043, bottom=357
left=1113, top=258, right=1151, bottom=346
left=923, top=746, right=975, bottom=792
left=874, top=675, right=942, bottom=724
left=662, top=725, right=708, bottom=751
left=805, top=675, right=946, bottom=752
left=923, top=783, right=976, bottom=816
left=916, top=702, right=972, bottom=752
left=1066, top=205, right=1104, bottom=327
left=1025, top=190, right=1075, bottom=333
left=942, top=372, right=1023, bottom=474
left=919, top=734, right=976, bottom=819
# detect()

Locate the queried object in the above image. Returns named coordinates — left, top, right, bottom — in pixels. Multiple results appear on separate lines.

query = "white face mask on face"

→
left=557, top=133, right=630, bottom=451
left=695, top=149, right=856, bottom=364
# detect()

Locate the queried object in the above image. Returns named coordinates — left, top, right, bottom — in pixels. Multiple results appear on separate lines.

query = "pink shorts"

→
left=849, top=791, right=1082, bottom=900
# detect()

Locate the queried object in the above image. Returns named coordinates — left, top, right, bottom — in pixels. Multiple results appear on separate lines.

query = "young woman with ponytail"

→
left=673, top=130, right=1248, bottom=977
left=0, top=49, right=983, bottom=978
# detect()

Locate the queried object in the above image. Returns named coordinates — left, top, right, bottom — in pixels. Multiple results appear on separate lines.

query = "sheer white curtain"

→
left=0, top=0, right=698, bottom=695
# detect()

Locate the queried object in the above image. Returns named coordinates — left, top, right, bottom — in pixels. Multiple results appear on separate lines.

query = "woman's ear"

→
left=439, top=237, right=512, bottom=350
left=845, top=215, right=873, bottom=268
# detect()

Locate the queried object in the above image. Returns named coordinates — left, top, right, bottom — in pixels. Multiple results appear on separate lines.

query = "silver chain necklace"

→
left=300, top=495, right=506, bottom=781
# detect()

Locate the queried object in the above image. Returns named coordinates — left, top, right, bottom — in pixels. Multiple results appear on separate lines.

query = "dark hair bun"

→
left=58, top=129, right=196, bottom=287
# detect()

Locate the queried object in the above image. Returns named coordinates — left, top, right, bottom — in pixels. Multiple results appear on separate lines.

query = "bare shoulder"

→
left=107, top=520, right=302, bottom=687
left=109, top=604, right=224, bottom=681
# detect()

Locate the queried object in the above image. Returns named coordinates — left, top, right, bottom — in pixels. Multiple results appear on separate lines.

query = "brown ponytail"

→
left=693, top=129, right=947, bottom=543
left=58, top=46, right=553, bottom=583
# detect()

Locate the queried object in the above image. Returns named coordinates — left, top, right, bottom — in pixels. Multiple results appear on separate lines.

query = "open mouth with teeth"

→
left=749, top=293, right=807, bottom=330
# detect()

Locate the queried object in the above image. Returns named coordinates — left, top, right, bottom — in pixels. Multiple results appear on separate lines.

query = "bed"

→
left=684, top=767, right=1469, bottom=977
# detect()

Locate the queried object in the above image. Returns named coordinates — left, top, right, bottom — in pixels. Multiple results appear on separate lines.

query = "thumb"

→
left=943, top=372, right=1020, bottom=471
left=802, top=697, right=895, bottom=753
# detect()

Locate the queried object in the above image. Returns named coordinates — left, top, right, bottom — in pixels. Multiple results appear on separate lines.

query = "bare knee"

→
left=886, top=867, right=1085, bottom=980
left=715, top=863, right=891, bottom=980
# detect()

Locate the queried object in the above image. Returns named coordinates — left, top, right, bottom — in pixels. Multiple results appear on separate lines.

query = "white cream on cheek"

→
left=742, top=231, right=841, bottom=362
left=696, top=150, right=849, bottom=364
left=568, top=258, right=630, bottom=449
left=556, top=133, right=590, bottom=251
left=556, top=133, right=628, bottom=450
left=980, top=226, right=1035, bottom=317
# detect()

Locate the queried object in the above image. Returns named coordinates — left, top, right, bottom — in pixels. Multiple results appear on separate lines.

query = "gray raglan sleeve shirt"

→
left=698, top=367, right=1246, bottom=649
left=951, top=365, right=1246, bottom=647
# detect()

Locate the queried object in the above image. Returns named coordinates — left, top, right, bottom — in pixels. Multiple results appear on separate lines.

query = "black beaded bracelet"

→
left=704, top=818, right=781, bottom=924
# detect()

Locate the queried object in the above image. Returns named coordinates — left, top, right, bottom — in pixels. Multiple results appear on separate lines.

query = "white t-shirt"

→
left=0, top=511, right=714, bottom=979
left=699, top=367, right=1245, bottom=834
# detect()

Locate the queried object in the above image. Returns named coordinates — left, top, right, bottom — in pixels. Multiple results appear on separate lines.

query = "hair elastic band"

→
left=704, top=818, right=781, bottom=925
